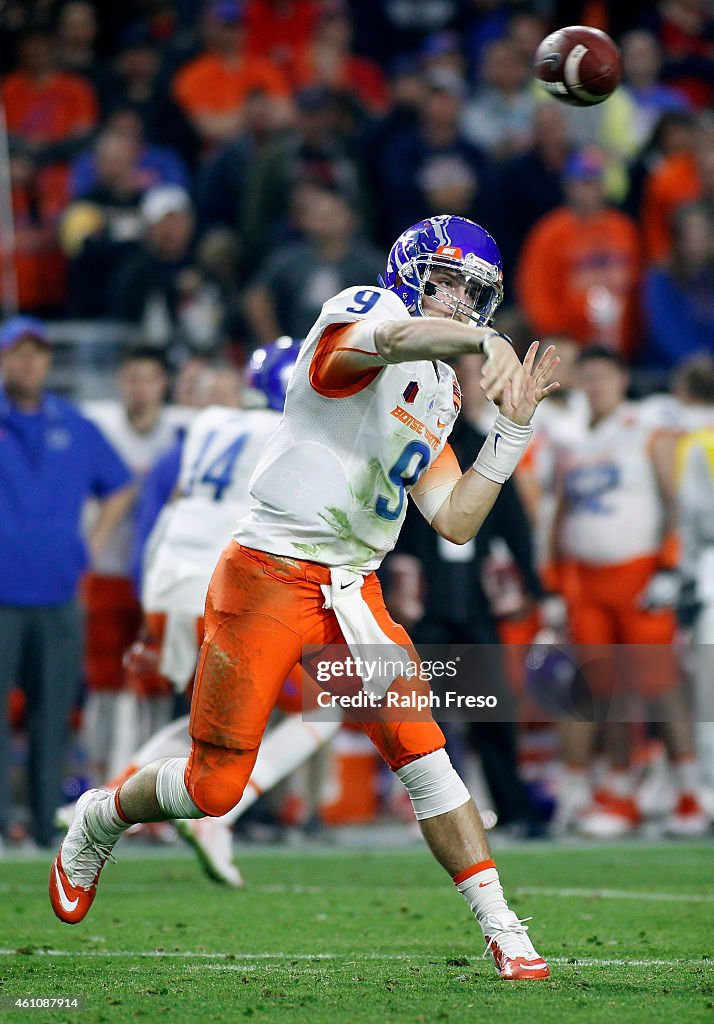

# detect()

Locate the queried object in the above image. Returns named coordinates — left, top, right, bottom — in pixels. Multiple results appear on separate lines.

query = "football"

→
left=534, top=25, right=622, bottom=106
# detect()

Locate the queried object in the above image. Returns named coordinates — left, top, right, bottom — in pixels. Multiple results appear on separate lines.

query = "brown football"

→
left=534, top=25, right=622, bottom=107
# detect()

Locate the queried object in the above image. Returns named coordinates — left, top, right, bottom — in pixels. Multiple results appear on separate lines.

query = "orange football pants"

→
left=185, top=542, right=446, bottom=816
left=562, top=555, right=677, bottom=699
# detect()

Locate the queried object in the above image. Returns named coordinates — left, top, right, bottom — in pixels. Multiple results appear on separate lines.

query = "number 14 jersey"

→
left=144, top=405, right=281, bottom=614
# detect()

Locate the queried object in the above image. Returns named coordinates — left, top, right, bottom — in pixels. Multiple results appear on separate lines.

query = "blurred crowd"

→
left=2, top=0, right=714, bottom=848
left=2, top=0, right=714, bottom=370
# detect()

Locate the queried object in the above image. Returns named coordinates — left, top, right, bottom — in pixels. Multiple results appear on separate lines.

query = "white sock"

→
left=604, top=770, right=634, bottom=798
left=453, top=858, right=510, bottom=927
left=86, top=791, right=132, bottom=844
left=672, top=757, right=700, bottom=794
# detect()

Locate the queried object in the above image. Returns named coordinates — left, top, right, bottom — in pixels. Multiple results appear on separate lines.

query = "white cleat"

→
left=481, top=911, right=550, bottom=980
left=551, top=772, right=591, bottom=835
left=175, top=816, right=244, bottom=887
left=49, top=789, right=117, bottom=924
left=578, top=790, right=641, bottom=838
left=663, top=793, right=711, bottom=837
left=54, top=803, right=76, bottom=833
left=480, top=809, right=498, bottom=830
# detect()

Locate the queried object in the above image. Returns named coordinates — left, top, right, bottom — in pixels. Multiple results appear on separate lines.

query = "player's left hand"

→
left=498, top=342, right=560, bottom=426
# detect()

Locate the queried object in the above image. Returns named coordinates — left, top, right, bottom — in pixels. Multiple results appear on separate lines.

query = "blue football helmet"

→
left=525, top=631, right=593, bottom=722
left=247, top=336, right=302, bottom=412
left=382, top=215, right=503, bottom=326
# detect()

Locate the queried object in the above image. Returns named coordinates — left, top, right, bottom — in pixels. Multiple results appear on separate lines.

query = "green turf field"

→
left=2, top=841, right=712, bottom=1024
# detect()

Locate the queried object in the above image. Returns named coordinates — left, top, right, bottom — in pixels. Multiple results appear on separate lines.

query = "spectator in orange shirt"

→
left=3, top=26, right=99, bottom=212
left=244, top=0, right=321, bottom=71
left=624, top=109, right=694, bottom=221
left=641, top=120, right=714, bottom=263
left=517, top=147, right=642, bottom=359
left=2, top=143, right=67, bottom=315
left=643, top=0, right=714, bottom=109
left=290, top=1, right=389, bottom=117
left=172, top=0, right=293, bottom=151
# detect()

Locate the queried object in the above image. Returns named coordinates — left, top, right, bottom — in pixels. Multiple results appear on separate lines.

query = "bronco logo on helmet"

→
left=381, top=214, right=504, bottom=327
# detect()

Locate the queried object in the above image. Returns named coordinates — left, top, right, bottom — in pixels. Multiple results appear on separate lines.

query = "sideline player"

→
left=548, top=347, right=707, bottom=836
left=677, top=425, right=714, bottom=807
left=81, top=347, right=191, bottom=780
left=51, top=215, right=558, bottom=981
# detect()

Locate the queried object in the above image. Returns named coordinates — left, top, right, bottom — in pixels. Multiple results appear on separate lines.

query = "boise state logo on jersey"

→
left=402, top=381, right=419, bottom=405
left=453, top=377, right=462, bottom=414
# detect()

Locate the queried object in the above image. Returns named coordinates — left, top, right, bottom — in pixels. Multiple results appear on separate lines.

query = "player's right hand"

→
left=480, top=333, right=524, bottom=405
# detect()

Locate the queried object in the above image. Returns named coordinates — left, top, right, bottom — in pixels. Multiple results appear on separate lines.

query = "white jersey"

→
left=556, top=402, right=665, bottom=565
left=83, top=401, right=193, bottom=576
left=636, top=393, right=714, bottom=435
left=143, top=405, right=281, bottom=614
left=525, top=391, right=590, bottom=566
left=235, top=286, right=461, bottom=573
left=678, top=430, right=714, bottom=587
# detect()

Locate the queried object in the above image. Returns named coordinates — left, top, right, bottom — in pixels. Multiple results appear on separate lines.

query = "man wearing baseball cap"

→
left=516, top=146, right=642, bottom=355
left=0, top=316, right=133, bottom=848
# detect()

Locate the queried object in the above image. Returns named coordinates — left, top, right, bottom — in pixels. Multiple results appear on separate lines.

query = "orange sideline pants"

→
left=562, top=555, right=677, bottom=698
left=185, top=542, right=445, bottom=816
left=125, top=610, right=306, bottom=706
left=82, top=574, right=142, bottom=692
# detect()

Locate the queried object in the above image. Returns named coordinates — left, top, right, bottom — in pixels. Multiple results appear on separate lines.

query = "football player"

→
left=81, top=347, right=192, bottom=782
left=677, top=426, right=714, bottom=809
left=59, top=341, right=341, bottom=885
left=51, top=216, right=558, bottom=981
left=548, top=347, right=708, bottom=837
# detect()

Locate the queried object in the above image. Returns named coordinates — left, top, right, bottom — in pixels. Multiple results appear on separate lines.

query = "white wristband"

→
left=473, top=413, right=533, bottom=484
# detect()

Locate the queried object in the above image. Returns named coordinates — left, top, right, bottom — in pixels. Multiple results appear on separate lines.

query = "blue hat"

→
left=563, top=147, right=606, bottom=181
left=0, top=315, right=50, bottom=352
left=209, top=0, right=244, bottom=22
left=421, top=31, right=461, bottom=58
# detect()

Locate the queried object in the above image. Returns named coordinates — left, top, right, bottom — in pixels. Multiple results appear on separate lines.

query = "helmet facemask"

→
left=408, top=252, right=503, bottom=327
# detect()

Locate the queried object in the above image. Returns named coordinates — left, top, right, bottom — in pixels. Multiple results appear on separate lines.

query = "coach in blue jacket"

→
left=0, top=316, right=133, bottom=848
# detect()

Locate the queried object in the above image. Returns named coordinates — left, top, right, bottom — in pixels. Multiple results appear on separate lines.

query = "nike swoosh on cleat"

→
left=494, top=432, right=502, bottom=455
left=517, top=963, right=548, bottom=970
left=54, top=864, right=79, bottom=913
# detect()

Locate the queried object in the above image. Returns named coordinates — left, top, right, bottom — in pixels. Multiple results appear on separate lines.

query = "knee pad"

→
left=186, top=742, right=258, bottom=817
left=396, top=748, right=470, bottom=821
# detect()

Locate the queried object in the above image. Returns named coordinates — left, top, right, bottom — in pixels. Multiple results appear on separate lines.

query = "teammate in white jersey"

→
left=549, top=347, right=707, bottom=837
left=81, top=347, right=192, bottom=781
left=51, top=215, right=559, bottom=981
left=677, top=427, right=714, bottom=808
